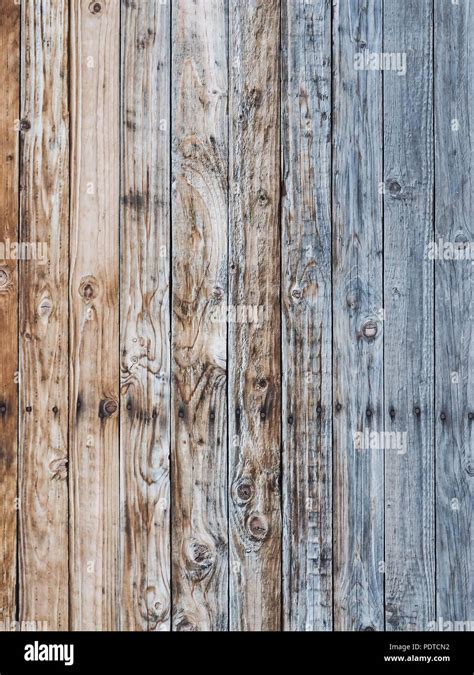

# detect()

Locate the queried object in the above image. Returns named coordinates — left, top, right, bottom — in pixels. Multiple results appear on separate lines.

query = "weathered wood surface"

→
left=383, top=0, right=435, bottom=631
left=120, top=0, right=171, bottom=632
left=69, top=0, right=120, bottom=631
left=171, top=0, right=228, bottom=631
left=0, top=0, right=20, bottom=629
left=281, top=0, right=332, bottom=633
left=0, top=0, right=471, bottom=632
left=229, top=0, right=282, bottom=632
left=19, top=0, right=70, bottom=630
left=332, top=0, right=384, bottom=631
left=435, top=0, right=473, bottom=625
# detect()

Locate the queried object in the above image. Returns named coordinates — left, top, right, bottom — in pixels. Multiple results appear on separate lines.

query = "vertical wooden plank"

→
left=69, top=0, right=120, bottom=631
left=435, top=0, right=473, bottom=625
left=0, top=0, right=19, bottom=630
left=281, top=0, right=332, bottom=632
left=171, top=0, right=228, bottom=631
left=383, top=1, right=435, bottom=631
left=19, top=0, right=69, bottom=630
left=229, top=0, right=281, bottom=632
left=332, top=0, right=384, bottom=631
left=120, top=0, right=171, bottom=632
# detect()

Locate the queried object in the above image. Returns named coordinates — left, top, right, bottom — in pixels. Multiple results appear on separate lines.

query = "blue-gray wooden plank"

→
left=383, top=0, right=436, bottom=631
left=435, top=0, right=474, bottom=626
left=281, top=0, right=332, bottom=632
left=332, top=0, right=384, bottom=631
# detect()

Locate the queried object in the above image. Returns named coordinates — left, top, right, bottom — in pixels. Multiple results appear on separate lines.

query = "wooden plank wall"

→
left=0, top=0, right=471, bottom=632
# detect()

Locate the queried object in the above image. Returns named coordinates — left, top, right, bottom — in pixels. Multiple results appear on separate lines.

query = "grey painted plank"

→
left=383, top=0, right=435, bottom=632
left=332, top=0, right=384, bottom=631
left=120, top=0, right=171, bottom=631
left=435, top=0, right=474, bottom=625
left=229, top=0, right=282, bottom=631
left=171, top=0, right=229, bottom=631
left=281, top=0, right=332, bottom=632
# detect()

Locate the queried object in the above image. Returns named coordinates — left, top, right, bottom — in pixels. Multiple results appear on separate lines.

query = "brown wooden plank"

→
left=18, top=0, right=70, bottom=631
left=171, top=0, right=229, bottom=631
left=0, top=0, right=20, bottom=631
left=229, top=0, right=281, bottom=631
left=69, top=0, right=120, bottom=631
left=120, top=0, right=171, bottom=632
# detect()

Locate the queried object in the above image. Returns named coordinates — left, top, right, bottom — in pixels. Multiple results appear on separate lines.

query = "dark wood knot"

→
left=247, top=513, right=269, bottom=541
left=100, top=398, right=118, bottom=418
left=236, top=479, right=253, bottom=503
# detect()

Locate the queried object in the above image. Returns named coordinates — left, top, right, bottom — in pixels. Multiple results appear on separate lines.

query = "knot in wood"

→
left=387, top=179, right=402, bottom=195
left=361, top=319, right=378, bottom=341
left=291, top=287, right=302, bottom=301
left=468, top=412, right=474, bottom=421
left=414, top=406, right=421, bottom=416
left=257, top=188, right=269, bottom=207
left=212, top=286, right=224, bottom=301
left=187, top=541, right=214, bottom=581
left=0, top=268, right=9, bottom=287
left=20, top=119, right=31, bottom=131
left=0, top=403, right=6, bottom=414
left=191, top=542, right=211, bottom=564
left=236, top=479, right=253, bottom=503
left=176, top=619, right=197, bottom=632
left=49, top=458, right=68, bottom=481
left=100, top=398, right=118, bottom=418
left=247, top=513, right=269, bottom=541
left=346, top=293, right=359, bottom=310
left=79, top=276, right=98, bottom=302
left=89, top=2, right=102, bottom=14
left=39, top=297, right=53, bottom=318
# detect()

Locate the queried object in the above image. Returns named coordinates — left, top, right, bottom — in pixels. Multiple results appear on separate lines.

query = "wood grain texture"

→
left=229, top=0, right=281, bottom=632
left=383, top=0, right=435, bottom=632
left=69, top=0, right=120, bottom=631
left=171, top=0, right=228, bottom=632
left=435, top=0, right=473, bottom=625
left=332, top=0, right=384, bottom=631
left=0, top=0, right=472, bottom=633
left=281, top=0, right=332, bottom=632
left=120, top=0, right=171, bottom=632
left=0, top=0, right=19, bottom=629
left=19, top=0, right=69, bottom=631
